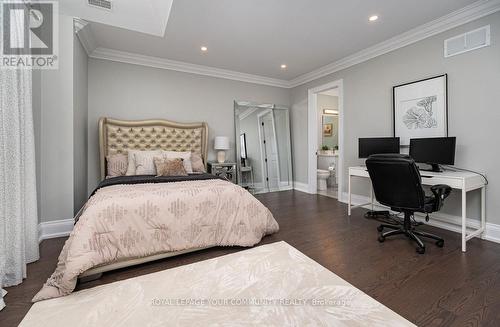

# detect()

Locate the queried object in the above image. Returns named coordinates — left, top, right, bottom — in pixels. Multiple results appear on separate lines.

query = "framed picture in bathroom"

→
left=323, top=123, right=333, bottom=136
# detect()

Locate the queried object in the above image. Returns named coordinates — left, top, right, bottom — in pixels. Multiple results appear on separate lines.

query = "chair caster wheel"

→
left=378, top=235, right=385, bottom=243
left=377, top=226, right=384, bottom=232
left=436, top=240, right=444, bottom=248
left=416, top=247, right=425, bottom=254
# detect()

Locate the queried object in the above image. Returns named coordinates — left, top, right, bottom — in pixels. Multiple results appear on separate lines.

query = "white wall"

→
left=87, top=59, right=290, bottom=191
left=289, top=12, right=500, bottom=223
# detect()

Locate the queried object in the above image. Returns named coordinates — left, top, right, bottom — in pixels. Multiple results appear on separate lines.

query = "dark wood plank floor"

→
left=2, top=190, right=500, bottom=326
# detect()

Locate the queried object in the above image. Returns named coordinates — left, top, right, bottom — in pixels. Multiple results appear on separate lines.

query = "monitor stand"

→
left=419, top=163, right=443, bottom=173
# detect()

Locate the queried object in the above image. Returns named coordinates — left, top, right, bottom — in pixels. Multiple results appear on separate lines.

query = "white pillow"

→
left=134, top=150, right=163, bottom=175
left=162, top=151, right=193, bottom=173
left=125, top=150, right=161, bottom=175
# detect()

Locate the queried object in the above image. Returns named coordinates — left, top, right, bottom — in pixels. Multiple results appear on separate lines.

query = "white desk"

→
left=348, top=166, right=486, bottom=252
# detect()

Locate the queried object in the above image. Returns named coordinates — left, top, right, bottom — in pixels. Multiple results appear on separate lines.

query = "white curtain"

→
left=0, top=8, right=40, bottom=311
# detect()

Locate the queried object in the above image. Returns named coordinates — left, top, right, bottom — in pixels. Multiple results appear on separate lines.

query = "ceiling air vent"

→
left=87, top=0, right=112, bottom=11
left=444, top=25, right=490, bottom=58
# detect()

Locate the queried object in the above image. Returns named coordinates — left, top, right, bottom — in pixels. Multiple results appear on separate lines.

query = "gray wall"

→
left=289, top=12, right=500, bottom=223
left=73, top=32, right=89, bottom=214
left=33, top=11, right=499, bottom=227
left=33, top=16, right=89, bottom=222
left=38, top=15, right=75, bottom=223
left=32, top=71, right=42, bottom=221
left=87, top=59, right=290, bottom=191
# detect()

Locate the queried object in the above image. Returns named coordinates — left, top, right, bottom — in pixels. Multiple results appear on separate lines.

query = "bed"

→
left=33, top=117, right=279, bottom=302
left=83, top=117, right=210, bottom=279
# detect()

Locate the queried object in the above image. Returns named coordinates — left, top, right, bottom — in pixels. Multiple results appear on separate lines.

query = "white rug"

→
left=21, top=241, right=414, bottom=326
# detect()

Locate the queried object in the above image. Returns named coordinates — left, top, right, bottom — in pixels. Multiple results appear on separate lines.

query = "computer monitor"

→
left=409, top=137, right=456, bottom=172
left=358, top=137, right=400, bottom=158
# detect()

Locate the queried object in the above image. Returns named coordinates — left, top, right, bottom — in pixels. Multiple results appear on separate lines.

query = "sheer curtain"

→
left=0, top=9, right=40, bottom=311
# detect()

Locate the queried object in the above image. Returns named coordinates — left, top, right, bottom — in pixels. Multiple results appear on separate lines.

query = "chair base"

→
left=377, top=213, right=444, bottom=254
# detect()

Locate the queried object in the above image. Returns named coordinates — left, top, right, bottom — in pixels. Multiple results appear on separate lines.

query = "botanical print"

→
left=393, top=75, right=448, bottom=145
left=402, top=95, right=438, bottom=129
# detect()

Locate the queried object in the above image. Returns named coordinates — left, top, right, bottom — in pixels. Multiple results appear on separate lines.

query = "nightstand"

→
left=208, top=162, right=237, bottom=183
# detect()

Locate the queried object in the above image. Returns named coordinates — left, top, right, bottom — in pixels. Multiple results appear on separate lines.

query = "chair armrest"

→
left=430, top=184, right=452, bottom=211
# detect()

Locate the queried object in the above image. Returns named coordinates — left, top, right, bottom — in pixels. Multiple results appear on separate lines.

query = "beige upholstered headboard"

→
left=99, top=117, right=208, bottom=180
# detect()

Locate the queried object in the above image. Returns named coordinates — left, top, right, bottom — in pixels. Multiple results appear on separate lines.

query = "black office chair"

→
left=366, top=154, right=452, bottom=254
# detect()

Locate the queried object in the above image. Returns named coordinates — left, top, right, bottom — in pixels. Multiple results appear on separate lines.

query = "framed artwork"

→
left=323, top=123, right=333, bottom=136
left=393, top=74, right=448, bottom=146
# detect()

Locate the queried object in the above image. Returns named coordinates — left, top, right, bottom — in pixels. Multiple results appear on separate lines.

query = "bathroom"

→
left=317, top=88, right=339, bottom=198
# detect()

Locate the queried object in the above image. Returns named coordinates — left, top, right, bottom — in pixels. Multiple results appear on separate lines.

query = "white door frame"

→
left=307, top=79, right=344, bottom=198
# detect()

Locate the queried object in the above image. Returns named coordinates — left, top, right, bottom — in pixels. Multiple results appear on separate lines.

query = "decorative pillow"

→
left=106, top=154, right=128, bottom=178
left=134, top=150, right=164, bottom=175
left=162, top=151, right=193, bottom=173
left=154, top=157, right=188, bottom=177
left=191, top=153, right=206, bottom=173
left=125, top=150, right=141, bottom=176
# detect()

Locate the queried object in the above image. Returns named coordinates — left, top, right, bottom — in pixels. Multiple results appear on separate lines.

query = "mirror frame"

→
left=234, top=101, right=293, bottom=193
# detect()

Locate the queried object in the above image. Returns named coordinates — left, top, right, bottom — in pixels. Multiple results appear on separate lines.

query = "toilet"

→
left=317, top=169, right=330, bottom=191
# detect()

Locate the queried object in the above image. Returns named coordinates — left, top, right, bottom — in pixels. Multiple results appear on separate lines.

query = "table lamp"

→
left=214, top=136, right=230, bottom=163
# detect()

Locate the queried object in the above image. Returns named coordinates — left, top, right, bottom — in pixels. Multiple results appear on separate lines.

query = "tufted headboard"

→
left=99, top=117, right=208, bottom=180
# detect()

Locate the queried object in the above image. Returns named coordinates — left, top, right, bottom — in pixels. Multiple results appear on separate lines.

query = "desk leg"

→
left=481, top=187, right=486, bottom=239
left=348, top=174, right=352, bottom=216
left=461, top=189, right=467, bottom=252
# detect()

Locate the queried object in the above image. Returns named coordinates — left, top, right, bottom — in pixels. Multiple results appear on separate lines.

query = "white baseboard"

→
left=340, top=192, right=500, bottom=244
left=293, top=181, right=312, bottom=194
left=38, top=219, right=74, bottom=243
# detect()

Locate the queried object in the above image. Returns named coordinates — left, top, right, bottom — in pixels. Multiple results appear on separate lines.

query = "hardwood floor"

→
left=2, top=190, right=500, bottom=326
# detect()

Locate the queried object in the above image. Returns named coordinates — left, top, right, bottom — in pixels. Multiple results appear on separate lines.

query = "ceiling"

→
left=74, top=0, right=481, bottom=80
left=61, top=0, right=173, bottom=36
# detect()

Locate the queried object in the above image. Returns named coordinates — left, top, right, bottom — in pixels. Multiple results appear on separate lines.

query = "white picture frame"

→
left=393, top=74, right=448, bottom=146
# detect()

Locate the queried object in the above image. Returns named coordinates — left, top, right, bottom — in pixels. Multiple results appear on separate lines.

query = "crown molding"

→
left=89, top=48, right=290, bottom=88
left=74, top=18, right=98, bottom=56
left=85, top=0, right=500, bottom=89
left=288, top=0, right=500, bottom=88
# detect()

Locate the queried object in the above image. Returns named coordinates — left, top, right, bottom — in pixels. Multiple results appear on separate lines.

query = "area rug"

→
left=20, top=241, right=414, bottom=326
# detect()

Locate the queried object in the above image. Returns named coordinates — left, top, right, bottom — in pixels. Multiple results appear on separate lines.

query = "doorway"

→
left=307, top=79, right=344, bottom=200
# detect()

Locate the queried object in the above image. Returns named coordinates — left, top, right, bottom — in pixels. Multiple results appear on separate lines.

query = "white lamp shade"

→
left=214, top=136, right=230, bottom=150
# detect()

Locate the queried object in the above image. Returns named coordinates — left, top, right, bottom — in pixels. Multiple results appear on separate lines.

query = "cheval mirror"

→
left=234, top=101, right=293, bottom=194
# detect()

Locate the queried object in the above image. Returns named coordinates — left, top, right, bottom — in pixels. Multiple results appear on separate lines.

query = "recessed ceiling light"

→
left=200, top=46, right=208, bottom=52
left=369, top=15, right=379, bottom=22
left=281, top=64, right=287, bottom=69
